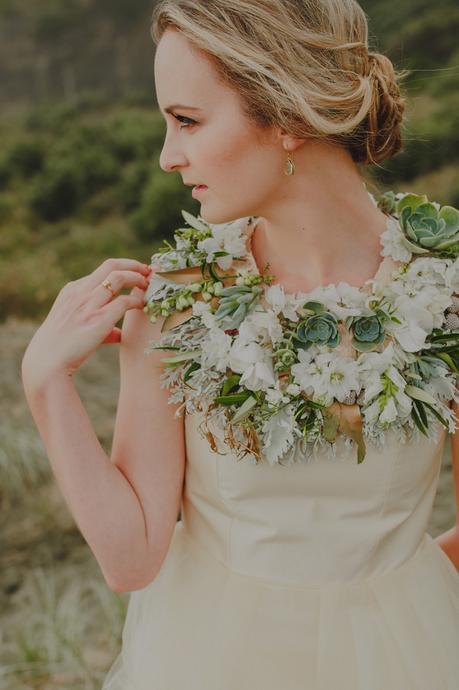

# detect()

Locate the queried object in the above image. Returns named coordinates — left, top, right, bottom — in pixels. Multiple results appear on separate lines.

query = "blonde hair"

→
left=151, top=0, right=409, bottom=166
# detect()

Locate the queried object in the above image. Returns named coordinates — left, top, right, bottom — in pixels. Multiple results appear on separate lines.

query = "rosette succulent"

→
left=390, top=193, right=459, bottom=256
left=294, top=302, right=340, bottom=350
left=347, top=314, right=385, bottom=352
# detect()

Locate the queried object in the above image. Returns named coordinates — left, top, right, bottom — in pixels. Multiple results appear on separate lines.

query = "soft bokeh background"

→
left=1, top=1, right=458, bottom=687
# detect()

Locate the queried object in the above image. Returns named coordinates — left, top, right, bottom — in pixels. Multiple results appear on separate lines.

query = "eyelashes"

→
left=174, top=114, right=196, bottom=129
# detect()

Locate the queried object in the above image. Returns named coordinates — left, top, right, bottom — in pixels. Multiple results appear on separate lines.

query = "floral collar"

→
left=143, top=191, right=459, bottom=466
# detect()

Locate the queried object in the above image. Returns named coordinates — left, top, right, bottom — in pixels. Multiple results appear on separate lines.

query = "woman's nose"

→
left=159, top=140, right=188, bottom=173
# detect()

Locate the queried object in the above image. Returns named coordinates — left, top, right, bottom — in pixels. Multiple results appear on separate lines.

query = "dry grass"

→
left=1, top=317, right=127, bottom=689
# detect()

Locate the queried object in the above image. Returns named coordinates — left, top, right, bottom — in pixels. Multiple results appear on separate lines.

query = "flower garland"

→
left=143, top=191, right=459, bottom=465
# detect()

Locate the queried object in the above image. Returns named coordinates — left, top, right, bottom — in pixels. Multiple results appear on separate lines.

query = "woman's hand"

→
left=22, top=257, right=152, bottom=391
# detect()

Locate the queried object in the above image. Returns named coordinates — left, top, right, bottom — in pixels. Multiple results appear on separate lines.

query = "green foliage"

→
left=29, top=126, right=119, bottom=221
left=130, top=169, right=201, bottom=244
left=32, top=0, right=86, bottom=43
left=29, top=159, right=86, bottom=221
left=7, top=139, right=46, bottom=178
left=117, top=159, right=152, bottom=212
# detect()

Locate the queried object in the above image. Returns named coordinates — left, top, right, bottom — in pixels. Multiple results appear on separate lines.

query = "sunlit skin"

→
left=154, top=27, right=390, bottom=294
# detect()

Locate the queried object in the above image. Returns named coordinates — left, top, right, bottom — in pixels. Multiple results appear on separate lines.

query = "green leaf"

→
left=414, top=399, right=428, bottom=427
left=439, top=205, right=459, bottom=231
left=433, top=352, right=459, bottom=373
left=221, top=374, right=242, bottom=396
left=231, top=395, right=258, bottom=423
left=302, top=301, right=326, bottom=314
left=405, top=384, right=438, bottom=405
left=160, top=349, right=202, bottom=365
left=396, top=193, right=428, bottom=216
left=423, top=402, right=449, bottom=429
left=181, top=209, right=209, bottom=232
left=214, top=392, right=251, bottom=406
left=184, top=360, right=201, bottom=382
left=209, top=262, right=220, bottom=282
left=411, top=404, right=428, bottom=436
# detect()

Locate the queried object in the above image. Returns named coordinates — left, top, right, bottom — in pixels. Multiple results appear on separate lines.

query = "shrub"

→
left=7, top=139, right=45, bottom=178
left=117, top=159, right=151, bottom=212
left=29, top=158, right=85, bottom=221
left=130, top=169, right=200, bottom=244
left=107, top=110, right=165, bottom=163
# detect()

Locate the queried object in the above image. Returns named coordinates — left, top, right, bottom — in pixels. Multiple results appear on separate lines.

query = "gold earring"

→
left=284, top=151, right=295, bottom=176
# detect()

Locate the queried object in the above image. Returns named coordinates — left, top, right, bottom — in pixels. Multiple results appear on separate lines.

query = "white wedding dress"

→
left=102, top=406, right=459, bottom=689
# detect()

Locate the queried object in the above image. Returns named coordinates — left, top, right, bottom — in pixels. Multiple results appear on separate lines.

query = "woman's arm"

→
left=22, top=370, right=162, bottom=592
left=21, top=258, right=186, bottom=592
left=434, top=401, right=459, bottom=570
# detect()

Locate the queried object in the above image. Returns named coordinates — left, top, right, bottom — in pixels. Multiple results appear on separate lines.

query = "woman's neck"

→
left=250, top=143, right=389, bottom=291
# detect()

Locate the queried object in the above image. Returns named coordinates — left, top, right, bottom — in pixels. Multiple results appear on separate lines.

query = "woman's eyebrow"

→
left=163, top=104, right=202, bottom=114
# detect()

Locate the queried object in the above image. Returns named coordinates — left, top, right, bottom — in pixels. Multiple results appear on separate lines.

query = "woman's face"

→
left=154, top=28, right=286, bottom=224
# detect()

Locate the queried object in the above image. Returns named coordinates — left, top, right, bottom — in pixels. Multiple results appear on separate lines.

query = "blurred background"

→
left=1, top=0, right=458, bottom=688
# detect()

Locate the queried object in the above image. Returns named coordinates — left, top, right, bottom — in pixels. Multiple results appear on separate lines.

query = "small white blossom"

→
left=197, top=218, right=249, bottom=270
left=200, top=328, right=233, bottom=372
left=305, top=282, right=366, bottom=319
left=228, top=339, right=276, bottom=391
left=291, top=350, right=359, bottom=406
left=238, top=307, right=283, bottom=346
left=380, top=216, right=412, bottom=262
left=264, top=283, right=302, bottom=321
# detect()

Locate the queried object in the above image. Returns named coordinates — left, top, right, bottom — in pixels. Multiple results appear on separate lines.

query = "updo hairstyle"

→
left=151, top=0, right=409, bottom=166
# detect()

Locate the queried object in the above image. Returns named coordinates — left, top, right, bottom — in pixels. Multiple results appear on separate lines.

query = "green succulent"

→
left=348, top=314, right=385, bottom=352
left=391, top=193, right=459, bottom=256
left=214, top=284, right=262, bottom=329
left=294, top=303, right=340, bottom=349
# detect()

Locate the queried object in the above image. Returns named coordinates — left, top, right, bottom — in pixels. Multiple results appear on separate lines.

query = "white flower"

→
left=446, top=258, right=459, bottom=293
left=403, top=257, right=456, bottom=290
left=200, top=328, right=233, bottom=372
left=286, top=383, right=301, bottom=396
left=238, top=307, right=283, bottom=346
left=265, top=387, right=285, bottom=405
left=385, top=284, right=452, bottom=351
left=192, top=300, right=220, bottom=329
left=359, top=343, right=412, bottom=425
left=424, top=366, right=457, bottom=402
left=228, top=339, right=276, bottom=391
left=175, top=236, right=192, bottom=251
left=305, top=282, right=366, bottom=319
left=197, top=218, right=249, bottom=270
left=358, top=342, right=403, bottom=401
left=380, top=216, right=412, bottom=262
left=264, top=283, right=302, bottom=321
left=291, top=350, right=359, bottom=406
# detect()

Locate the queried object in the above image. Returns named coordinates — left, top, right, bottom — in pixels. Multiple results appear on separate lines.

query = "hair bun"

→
left=350, top=49, right=408, bottom=166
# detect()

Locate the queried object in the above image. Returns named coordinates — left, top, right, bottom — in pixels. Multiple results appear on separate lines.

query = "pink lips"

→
left=192, top=185, right=208, bottom=198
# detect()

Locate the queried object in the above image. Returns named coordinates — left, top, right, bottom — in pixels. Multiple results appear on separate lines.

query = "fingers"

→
left=102, top=286, right=147, bottom=324
left=87, top=269, right=151, bottom=309
left=84, top=258, right=151, bottom=292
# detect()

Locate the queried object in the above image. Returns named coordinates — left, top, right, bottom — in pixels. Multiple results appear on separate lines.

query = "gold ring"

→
left=101, top=278, right=116, bottom=296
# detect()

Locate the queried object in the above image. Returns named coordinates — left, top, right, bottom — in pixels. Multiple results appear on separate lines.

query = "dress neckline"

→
left=243, top=212, right=400, bottom=297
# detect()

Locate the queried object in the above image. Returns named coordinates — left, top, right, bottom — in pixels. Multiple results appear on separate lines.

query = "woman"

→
left=22, top=1, right=459, bottom=688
